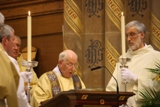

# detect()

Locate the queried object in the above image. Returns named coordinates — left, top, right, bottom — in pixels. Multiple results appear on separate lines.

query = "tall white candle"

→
left=121, top=12, right=126, bottom=58
left=27, top=11, right=32, bottom=61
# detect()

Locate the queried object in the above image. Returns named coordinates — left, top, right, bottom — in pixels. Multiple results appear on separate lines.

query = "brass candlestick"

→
left=21, top=60, right=38, bottom=103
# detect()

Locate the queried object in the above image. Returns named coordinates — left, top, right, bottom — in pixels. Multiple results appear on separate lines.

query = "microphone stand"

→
left=103, top=66, right=119, bottom=107
left=91, top=66, right=119, bottom=107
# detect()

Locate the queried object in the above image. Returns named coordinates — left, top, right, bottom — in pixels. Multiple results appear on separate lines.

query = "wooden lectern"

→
left=40, top=90, right=134, bottom=107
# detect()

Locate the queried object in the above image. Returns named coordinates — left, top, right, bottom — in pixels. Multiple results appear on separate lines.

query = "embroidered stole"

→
left=47, top=71, right=82, bottom=96
left=72, top=74, right=82, bottom=89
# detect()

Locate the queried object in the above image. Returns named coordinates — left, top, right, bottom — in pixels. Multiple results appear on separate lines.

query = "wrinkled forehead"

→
left=66, top=55, right=77, bottom=63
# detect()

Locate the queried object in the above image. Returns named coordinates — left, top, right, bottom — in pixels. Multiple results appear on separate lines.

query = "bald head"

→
left=59, top=49, right=77, bottom=61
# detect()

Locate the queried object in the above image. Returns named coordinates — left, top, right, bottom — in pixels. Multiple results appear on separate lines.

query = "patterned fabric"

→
left=72, top=74, right=82, bottom=89
left=47, top=71, right=82, bottom=96
left=46, top=71, right=61, bottom=96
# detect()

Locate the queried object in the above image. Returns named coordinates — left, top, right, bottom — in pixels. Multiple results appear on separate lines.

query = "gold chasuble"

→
left=31, top=66, right=85, bottom=107
left=0, top=43, right=19, bottom=107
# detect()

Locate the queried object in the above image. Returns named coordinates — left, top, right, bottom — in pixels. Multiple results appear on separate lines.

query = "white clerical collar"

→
left=144, top=43, right=147, bottom=47
left=52, top=65, right=61, bottom=75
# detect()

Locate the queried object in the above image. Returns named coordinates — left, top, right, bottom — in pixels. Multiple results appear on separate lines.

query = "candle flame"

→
left=121, top=12, right=123, bottom=16
left=28, top=11, right=31, bottom=16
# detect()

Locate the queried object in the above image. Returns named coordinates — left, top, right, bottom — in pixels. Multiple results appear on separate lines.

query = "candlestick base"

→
left=21, top=60, right=38, bottom=103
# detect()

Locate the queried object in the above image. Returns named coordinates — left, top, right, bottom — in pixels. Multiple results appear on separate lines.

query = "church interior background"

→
left=1, top=0, right=160, bottom=91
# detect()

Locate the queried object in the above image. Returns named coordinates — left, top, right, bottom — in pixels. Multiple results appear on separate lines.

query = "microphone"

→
left=91, top=66, right=119, bottom=107
left=91, top=66, right=101, bottom=71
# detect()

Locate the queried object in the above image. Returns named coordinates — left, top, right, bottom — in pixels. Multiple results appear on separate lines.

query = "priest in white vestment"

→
left=106, top=20, right=160, bottom=107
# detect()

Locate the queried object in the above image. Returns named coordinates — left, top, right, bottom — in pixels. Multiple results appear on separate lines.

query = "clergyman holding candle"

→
left=106, top=20, right=160, bottom=107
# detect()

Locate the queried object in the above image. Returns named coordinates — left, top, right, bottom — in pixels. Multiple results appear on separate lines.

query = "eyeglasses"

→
left=62, top=60, right=78, bottom=68
left=66, top=62, right=78, bottom=68
left=126, top=32, right=140, bottom=38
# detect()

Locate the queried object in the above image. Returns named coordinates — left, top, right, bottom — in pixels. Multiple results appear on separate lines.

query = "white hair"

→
left=0, top=12, right=5, bottom=25
left=58, top=50, right=77, bottom=61
left=125, top=20, right=146, bottom=34
left=0, top=24, right=14, bottom=42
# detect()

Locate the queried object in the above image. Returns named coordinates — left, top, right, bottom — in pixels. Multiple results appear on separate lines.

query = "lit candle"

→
left=27, top=11, right=32, bottom=61
left=121, top=12, right=126, bottom=58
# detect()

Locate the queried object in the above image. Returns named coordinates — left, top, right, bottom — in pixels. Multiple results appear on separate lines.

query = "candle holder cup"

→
left=119, top=58, right=130, bottom=68
left=21, top=60, right=38, bottom=103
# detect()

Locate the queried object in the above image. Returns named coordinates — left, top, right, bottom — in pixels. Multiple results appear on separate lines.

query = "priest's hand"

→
left=20, top=72, right=33, bottom=82
left=121, top=68, right=137, bottom=83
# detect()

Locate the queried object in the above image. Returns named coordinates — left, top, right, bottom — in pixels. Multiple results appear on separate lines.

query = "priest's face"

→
left=3, top=34, right=15, bottom=55
left=10, top=37, right=21, bottom=59
left=58, top=56, right=77, bottom=78
left=126, top=26, right=145, bottom=51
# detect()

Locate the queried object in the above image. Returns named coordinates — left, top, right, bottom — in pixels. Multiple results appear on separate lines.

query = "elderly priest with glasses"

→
left=31, top=49, right=86, bottom=107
